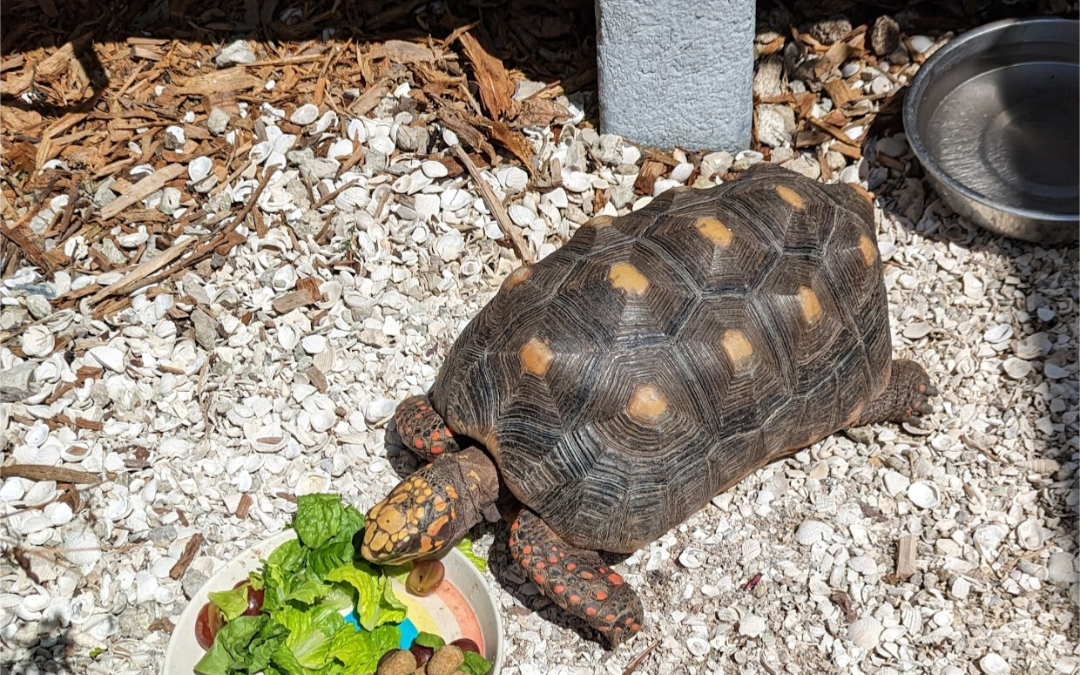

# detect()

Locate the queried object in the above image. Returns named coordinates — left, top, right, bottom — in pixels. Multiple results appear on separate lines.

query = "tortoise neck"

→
left=442, top=446, right=500, bottom=534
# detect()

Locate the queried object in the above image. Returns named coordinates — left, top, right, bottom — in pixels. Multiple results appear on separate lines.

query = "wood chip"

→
left=458, top=32, right=515, bottom=120
left=271, top=277, right=323, bottom=314
left=168, top=533, right=203, bottom=580
left=896, top=535, right=918, bottom=579
left=235, top=493, right=253, bottom=519
left=86, top=236, right=197, bottom=304
left=99, top=164, right=187, bottom=220
left=634, top=159, right=667, bottom=195
left=1, top=464, right=99, bottom=484
left=450, top=143, right=533, bottom=265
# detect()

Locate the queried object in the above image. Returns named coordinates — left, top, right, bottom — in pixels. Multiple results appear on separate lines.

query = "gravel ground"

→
left=2, top=15, right=1078, bottom=675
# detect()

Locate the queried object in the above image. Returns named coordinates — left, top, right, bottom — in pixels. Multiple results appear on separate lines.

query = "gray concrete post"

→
left=594, top=0, right=755, bottom=152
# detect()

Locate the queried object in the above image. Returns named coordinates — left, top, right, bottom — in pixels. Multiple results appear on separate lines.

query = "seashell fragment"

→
left=848, top=616, right=882, bottom=650
left=421, top=160, right=449, bottom=178
left=979, top=653, right=1011, bottom=675
left=686, top=636, right=710, bottom=656
left=678, top=546, right=704, bottom=569
left=1047, top=552, right=1079, bottom=585
left=87, top=345, right=125, bottom=373
left=290, top=104, right=319, bottom=126
left=907, top=481, right=940, bottom=509
left=974, top=524, right=1007, bottom=558
left=497, top=166, right=529, bottom=192
left=62, top=530, right=102, bottom=568
left=738, top=613, right=767, bottom=638
left=795, top=519, right=833, bottom=546
left=301, top=335, right=327, bottom=354
left=1016, top=519, right=1045, bottom=550
left=21, top=325, right=55, bottom=357
left=188, top=156, right=213, bottom=183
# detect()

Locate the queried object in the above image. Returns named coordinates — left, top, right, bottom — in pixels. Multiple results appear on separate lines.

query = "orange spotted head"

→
left=361, top=448, right=500, bottom=566
left=361, top=473, right=456, bottom=565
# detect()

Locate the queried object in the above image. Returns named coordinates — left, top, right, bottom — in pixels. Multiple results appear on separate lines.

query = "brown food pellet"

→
left=425, top=645, right=464, bottom=675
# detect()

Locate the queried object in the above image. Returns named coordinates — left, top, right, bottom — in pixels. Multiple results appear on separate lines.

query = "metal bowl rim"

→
left=903, top=16, right=1080, bottom=224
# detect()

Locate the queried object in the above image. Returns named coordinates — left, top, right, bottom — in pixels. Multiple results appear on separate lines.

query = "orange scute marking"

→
left=797, top=286, right=823, bottom=324
left=858, top=234, right=878, bottom=266
left=585, top=606, right=598, bottom=616
left=579, top=571, right=594, bottom=580
left=694, top=217, right=734, bottom=247
left=533, top=573, right=545, bottom=584
left=569, top=594, right=581, bottom=604
left=628, top=384, right=668, bottom=424
left=607, top=572, right=624, bottom=585
left=519, top=337, right=554, bottom=377
left=566, top=563, right=576, bottom=571
left=553, top=584, right=566, bottom=594
left=595, top=591, right=608, bottom=600
left=522, top=545, right=532, bottom=555
left=607, top=262, right=649, bottom=296
left=605, top=613, right=616, bottom=622
left=776, top=185, right=804, bottom=209
left=722, top=329, right=754, bottom=369
left=502, top=265, right=532, bottom=291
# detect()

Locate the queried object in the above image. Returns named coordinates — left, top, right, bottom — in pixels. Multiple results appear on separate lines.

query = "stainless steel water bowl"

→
left=904, top=18, right=1079, bottom=244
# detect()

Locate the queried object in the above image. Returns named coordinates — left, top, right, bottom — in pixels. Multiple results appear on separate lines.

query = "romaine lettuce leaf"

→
left=455, top=537, right=488, bottom=573
left=460, top=650, right=494, bottom=675
left=326, top=562, right=406, bottom=631
left=209, top=585, right=250, bottom=622
left=193, top=615, right=268, bottom=675
left=329, top=623, right=400, bottom=675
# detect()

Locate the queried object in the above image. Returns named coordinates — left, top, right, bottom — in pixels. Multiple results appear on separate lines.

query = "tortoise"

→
left=360, top=164, right=935, bottom=646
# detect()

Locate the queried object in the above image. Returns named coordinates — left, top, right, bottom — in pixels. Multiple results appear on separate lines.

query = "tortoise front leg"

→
left=854, top=359, right=937, bottom=427
left=508, top=509, right=643, bottom=647
left=394, top=395, right=460, bottom=462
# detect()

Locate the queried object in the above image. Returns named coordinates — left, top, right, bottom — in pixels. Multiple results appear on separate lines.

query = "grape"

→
left=231, top=579, right=265, bottom=616
left=194, top=602, right=223, bottom=650
left=406, top=560, right=445, bottom=596
left=410, top=643, right=434, bottom=666
left=450, top=638, right=480, bottom=655
left=243, top=587, right=265, bottom=616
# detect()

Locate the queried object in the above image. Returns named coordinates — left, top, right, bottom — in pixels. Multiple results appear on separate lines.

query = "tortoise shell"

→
left=430, top=164, right=890, bottom=553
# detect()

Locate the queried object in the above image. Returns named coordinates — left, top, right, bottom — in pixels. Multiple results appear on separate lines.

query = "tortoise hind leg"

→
left=394, top=395, right=460, bottom=462
left=508, top=509, right=643, bottom=647
left=854, top=359, right=937, bottom=427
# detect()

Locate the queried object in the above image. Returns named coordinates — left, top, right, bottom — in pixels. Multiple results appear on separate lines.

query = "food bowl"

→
left=903, top=17, right=1079, bottom=243
left=163, top=530, right=504, bottom=674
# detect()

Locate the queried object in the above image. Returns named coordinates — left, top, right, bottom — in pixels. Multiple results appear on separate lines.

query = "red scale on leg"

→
left=394, top=395, right=460, bottom=462
left=508, top=509, right=643, bottom=647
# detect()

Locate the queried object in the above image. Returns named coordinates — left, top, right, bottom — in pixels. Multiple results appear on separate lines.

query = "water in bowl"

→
left=925, top=61, right=1079, bottom=215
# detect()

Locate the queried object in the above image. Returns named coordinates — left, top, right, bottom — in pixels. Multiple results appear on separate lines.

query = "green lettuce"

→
left=460, top=650, right=494, bottom=675
left=208, top=585, right=250, bottom=622
left=455, top=537, right=488, bottom=573
left=326, top=562, right=406, bottom=631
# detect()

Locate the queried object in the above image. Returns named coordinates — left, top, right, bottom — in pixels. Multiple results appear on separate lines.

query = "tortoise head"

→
left=361, top=447, right=499, bottom=565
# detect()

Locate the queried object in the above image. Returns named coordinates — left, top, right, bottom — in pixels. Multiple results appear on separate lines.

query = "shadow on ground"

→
left=1, top=0, right=597, bottom=118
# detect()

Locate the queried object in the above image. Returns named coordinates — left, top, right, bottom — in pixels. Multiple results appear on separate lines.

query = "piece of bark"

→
left=100, top=164, right=186, bottom=220
left=2, top=464, right=99, bottom=484
left=633, top=160, right=667, bottom=195
left=450, top=144, right=533, bottom=265
left=87, top=236, right=196, bottom=303
left=896, top=535, right=918, bottom=579
left=235, top=494, right=253, bottom=519
left=271, top=277, right=322, bottom=314
left=458, top=32, right=515, bottom=120
left=169, top=534, right=204, bottom=580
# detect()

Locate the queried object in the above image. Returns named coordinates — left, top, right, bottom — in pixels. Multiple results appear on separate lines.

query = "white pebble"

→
left=909, top=35, right=935, bottom=54
left=1002, top=358, right=1033, bottom=380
